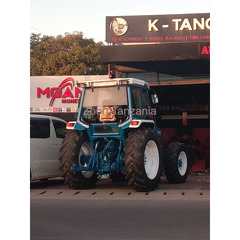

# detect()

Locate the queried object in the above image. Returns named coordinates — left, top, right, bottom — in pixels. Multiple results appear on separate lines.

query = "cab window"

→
left=141, top=88, right=152, bottom=119
left=131, top=87, right=152, bottom=119
left=131, top=87, right=142, bottom=118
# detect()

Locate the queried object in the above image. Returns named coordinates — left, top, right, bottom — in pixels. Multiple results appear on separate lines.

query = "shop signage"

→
left=37, top=77, right=82, bottom=107
left=30, top=75, right=108, bottom=112
left=201, top=45, right=210, bottom=55
left=106, top=13, right=210, bottom=44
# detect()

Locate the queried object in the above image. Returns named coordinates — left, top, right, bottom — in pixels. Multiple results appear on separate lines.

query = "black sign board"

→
left=106, top=13, right=210, bottom=44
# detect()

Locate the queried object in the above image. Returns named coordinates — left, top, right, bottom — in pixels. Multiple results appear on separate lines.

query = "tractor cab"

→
left=73, top=78, right=157, bottom=129
left=67, top=78, right=160, bottom=146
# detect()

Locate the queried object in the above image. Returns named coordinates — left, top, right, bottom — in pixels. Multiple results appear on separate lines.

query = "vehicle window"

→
left=83, top=86, right=127, bottom=107
left=82, top=86, right=129, bottom=123
left=30, top=118, right=50, bottom=138
left=52, top=120, right=67, bottom=138
left=141, top=88, right=153, bottom=119
left=131, top=86, right=142, bottom=118
left=131, top=87, right=152, bottom=119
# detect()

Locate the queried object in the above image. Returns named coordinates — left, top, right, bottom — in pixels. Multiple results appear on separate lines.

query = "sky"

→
left=30, top=0, right=210, bottom=43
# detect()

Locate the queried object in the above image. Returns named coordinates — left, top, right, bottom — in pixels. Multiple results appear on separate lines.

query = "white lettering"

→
left=193, top=18, right=205, bottom=30
left=148, top=19, right=159, bottom=32
left=179, top=18, right=192, bottom=31
left=172, top=17, right=210, bottom=31
left=205, top=18, right=210, bottom=30
left=172, top=19, right=182, bottom=31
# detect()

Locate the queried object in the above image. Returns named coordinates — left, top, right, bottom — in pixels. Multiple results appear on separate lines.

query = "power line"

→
left=30, top=26, right=46, bottom=35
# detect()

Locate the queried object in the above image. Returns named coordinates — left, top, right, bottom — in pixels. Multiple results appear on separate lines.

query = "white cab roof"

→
left=76, top=78, right=149, bottom=89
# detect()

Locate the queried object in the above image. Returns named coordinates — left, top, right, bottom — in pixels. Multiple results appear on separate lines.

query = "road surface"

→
left=31, top=173, right=210, bottom=240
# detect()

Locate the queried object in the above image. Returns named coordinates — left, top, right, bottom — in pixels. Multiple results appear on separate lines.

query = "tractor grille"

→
left=94, top=126, right=119, bottom=133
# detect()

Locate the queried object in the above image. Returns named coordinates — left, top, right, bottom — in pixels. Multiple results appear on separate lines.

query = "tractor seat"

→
left=99, top=106, right=116, bottom=122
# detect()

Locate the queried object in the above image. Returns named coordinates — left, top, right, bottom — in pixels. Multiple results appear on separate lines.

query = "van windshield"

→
left=82, top=86, right=129, bottom=124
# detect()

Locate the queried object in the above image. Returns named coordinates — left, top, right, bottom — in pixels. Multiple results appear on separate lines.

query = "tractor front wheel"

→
left=59, top=130, right=98, bottom=189
left=124, top=128, right=162, bottom=192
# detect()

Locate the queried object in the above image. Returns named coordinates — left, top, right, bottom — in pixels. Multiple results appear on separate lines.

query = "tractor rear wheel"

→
left=124, top=128, right=162, bottom=192
left=59, top=130, right=98, bottom=189
left=164, top=142, right=190, bottom=183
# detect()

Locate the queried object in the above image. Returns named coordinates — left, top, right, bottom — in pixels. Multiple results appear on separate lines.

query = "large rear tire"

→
left=124, top=128, right=162, bottom=192
left=164, top=142, right=190, bottom=183
left=59, top=130, right=98, bottom=189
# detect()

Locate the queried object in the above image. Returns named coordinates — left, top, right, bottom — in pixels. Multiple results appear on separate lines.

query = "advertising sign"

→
left=30, top=75, right=108, bottom=113
left=106, top=13, right=210, bottom=44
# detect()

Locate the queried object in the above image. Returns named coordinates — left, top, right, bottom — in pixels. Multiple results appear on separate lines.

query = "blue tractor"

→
left=59, top=78, right=189, bottom=191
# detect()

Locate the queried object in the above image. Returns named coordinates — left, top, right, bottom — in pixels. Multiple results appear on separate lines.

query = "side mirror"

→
left=151, top=94, right=159, bottom=104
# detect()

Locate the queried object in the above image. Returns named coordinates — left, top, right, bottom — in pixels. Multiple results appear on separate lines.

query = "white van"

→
left=30, top=114, right=67, bottom=181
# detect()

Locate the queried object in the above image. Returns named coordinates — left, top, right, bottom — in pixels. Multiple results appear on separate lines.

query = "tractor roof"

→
left=76, top=78, right=149, bottom=89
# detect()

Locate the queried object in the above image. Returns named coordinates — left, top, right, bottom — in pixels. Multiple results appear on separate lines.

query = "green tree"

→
left=30, top=32, right=107, bottom=76
left=30, top=33, right=41, bottom=50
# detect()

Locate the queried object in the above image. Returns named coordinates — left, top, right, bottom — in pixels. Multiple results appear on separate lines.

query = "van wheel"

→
left=59, top=130, right=98, bottom=189
left=124, top=128, right=162, bottom=192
